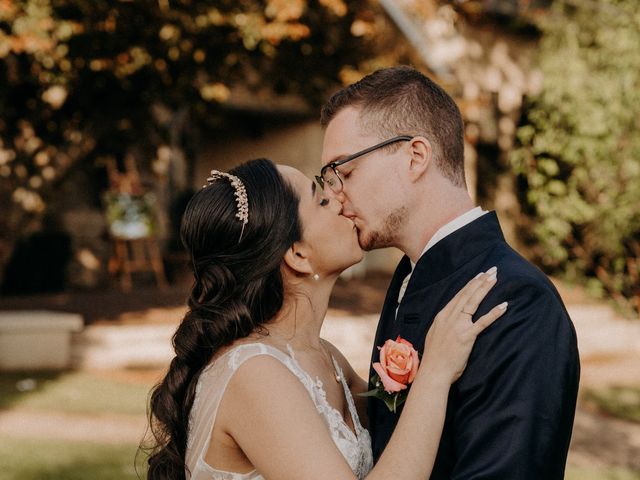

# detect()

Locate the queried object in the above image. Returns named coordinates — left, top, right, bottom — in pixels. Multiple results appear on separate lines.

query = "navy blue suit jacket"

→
left=368, top=211, right=580, bottom=479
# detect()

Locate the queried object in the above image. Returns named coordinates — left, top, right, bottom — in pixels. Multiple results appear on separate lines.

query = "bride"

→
left=145, top=158, right=506, bottom=479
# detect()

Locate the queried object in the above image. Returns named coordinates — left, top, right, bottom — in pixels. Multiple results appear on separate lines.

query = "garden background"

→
left=0, top=0, right=639, bottom=478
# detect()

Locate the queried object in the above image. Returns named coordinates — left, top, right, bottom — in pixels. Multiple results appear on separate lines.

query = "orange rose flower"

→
left=372, top=335, right=420, bottom=393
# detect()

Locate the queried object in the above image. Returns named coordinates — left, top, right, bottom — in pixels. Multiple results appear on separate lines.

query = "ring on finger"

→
left=461, top=308, right=475, bottom=316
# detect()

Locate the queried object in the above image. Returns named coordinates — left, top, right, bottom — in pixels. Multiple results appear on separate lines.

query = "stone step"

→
left=72, top=324, right=176, bottom=369
left=0, top=311, right=83, bottom=370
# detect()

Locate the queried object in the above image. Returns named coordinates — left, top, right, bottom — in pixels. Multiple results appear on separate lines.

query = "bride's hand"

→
left=421, top=267, right=506, bottom=384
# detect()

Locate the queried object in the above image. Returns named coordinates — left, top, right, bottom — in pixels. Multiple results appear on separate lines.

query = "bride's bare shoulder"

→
left=217, top=351, right=357, bottom=480
left=217, top=352, right=322, bottom=437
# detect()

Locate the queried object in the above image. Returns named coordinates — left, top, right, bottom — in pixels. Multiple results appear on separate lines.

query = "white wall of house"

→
left=196, top=120, right=324, bottom=180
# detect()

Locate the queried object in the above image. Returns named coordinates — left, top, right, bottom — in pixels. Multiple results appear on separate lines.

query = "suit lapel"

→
left=406, top=211, right=504, bottom=291
left=369, top=255, right=411, bottom=369
left=394, top=212, right=506, bottom=349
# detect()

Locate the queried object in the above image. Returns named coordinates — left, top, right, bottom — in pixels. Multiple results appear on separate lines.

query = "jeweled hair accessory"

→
left=204, top=170, right=249, bottom=241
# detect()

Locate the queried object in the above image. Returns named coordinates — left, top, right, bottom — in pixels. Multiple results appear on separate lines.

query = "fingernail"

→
left=486, top=266, right=497, bottom=275
left=486, top=273, right=497, bottom=282
left=497, top=301, right=508, bottom=310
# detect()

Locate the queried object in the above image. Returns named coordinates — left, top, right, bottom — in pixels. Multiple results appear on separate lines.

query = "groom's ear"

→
left=406, top=136, right=432, bottom=182
left=283, top=241, right=314, bottom=276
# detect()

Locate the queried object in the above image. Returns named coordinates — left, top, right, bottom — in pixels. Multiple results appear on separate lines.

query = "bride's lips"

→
left=345, top=217, right=357, bottom=230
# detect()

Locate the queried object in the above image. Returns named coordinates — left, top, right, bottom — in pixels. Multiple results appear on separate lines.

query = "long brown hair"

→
left=144, top=158, right=302, bottom=479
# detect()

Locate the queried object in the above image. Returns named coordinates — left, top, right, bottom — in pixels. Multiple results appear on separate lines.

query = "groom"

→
left=318, top=66, right=580, bottom=479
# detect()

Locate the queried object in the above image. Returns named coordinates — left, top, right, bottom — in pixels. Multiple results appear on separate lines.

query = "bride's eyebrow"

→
left=311, top=181, right=316, bottom=198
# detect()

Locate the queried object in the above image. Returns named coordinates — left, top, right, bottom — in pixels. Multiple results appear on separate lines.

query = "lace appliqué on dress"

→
left=185, top=343, right=373, bottom=480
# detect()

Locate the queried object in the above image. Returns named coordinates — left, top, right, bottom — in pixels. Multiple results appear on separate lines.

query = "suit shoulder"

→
left=488, top=244, right=563, bottom=304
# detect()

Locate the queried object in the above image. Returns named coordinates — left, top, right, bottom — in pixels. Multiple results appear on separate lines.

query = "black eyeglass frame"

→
left=315, top=135, right=413, bottom=192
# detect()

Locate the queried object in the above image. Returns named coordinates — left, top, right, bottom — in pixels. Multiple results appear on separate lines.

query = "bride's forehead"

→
left=276, top=165, right=309, bottom=189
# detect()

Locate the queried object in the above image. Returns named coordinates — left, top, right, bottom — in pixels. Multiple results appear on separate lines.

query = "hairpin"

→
left=204, top=170, right=249, bottom=241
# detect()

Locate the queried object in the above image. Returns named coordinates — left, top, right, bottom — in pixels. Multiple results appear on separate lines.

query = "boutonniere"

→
left=359, top=335, right=420, bottom=413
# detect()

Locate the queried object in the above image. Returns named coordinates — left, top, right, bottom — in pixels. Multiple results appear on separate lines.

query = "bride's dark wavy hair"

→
left=144, top=158, right=302, bottom=479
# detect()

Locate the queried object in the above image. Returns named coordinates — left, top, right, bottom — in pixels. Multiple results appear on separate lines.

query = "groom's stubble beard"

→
left=358, top=205, right=407, bottom=251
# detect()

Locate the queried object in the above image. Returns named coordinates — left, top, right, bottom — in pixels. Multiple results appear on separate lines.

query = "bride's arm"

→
left=220, top=354, right=359, bottom=478
left=221, top=270, right=504, bottom=480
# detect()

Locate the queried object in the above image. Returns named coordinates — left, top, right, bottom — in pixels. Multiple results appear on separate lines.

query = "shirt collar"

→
left=410, top=206, right=487, bottom=269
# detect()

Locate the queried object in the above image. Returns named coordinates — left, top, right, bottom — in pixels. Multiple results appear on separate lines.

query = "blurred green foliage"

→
left=511, top=0, right=640, bottom=314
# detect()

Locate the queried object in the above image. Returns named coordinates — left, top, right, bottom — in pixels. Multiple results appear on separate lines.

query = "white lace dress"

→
left=185, top=343, right=373, bottom=480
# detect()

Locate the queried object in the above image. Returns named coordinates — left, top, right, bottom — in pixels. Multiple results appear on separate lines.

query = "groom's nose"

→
left=329, top=196, right=343, bottom=215
left=325, top=187, right=345, bottom=204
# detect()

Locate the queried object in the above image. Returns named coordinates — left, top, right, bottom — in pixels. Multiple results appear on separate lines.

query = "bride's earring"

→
left=313, top=273, right=320, bottom=281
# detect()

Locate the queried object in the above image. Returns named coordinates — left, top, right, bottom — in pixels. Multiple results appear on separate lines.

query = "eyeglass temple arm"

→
left=329, top=135, right=413, bottom=169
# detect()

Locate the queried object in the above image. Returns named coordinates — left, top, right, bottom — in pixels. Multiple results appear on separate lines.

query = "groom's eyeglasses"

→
left=315, top=135, right=413, bottom=194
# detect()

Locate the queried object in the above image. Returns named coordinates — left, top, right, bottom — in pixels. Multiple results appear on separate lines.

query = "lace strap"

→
left=331, top=356, right=363, bottom=434
left=225, top=343, right=322, bottom=394
left=226, top=343, right=290, bottom=371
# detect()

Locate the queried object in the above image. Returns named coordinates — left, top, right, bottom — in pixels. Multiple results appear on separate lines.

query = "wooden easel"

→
left=110, top=236, right=168, bottom=291
left=105, top=156, right=168, bottom=291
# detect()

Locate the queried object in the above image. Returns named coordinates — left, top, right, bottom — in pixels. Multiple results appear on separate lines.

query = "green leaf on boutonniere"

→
left=357, top=373, right=409, bottom=414
left=358, top=389, right=381, bottom=398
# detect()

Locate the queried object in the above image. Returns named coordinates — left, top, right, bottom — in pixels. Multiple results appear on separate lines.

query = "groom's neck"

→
left=399, top=186, right=474, bottom=263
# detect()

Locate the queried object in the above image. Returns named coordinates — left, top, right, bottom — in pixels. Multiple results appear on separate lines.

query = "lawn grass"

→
left=565, top=466, right=640, bottom=480
left=2, top=372, right=639, bottom=479
left=1, top=435, right=638, bottom=480
left=584, top=386, right=640, bottom=423
left=0, top=436, right=146, bottom=480
left=0, top=370, right=152, bottom=415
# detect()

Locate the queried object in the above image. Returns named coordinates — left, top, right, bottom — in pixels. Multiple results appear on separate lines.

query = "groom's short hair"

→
left=320, top=66, right=466, bottom=188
